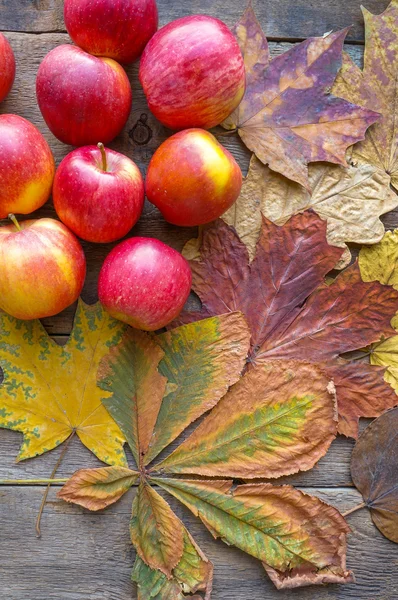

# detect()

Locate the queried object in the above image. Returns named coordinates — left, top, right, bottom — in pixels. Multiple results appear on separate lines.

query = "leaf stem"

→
left=8, top=213, right=21, bottom=231
left=351, top=351, right=372, bottom=362
left=342, top=501, right=367, bottom=517
left=35, top=430, right=76, bottom=538
left=97, top=142, right=108, bottom=172
left=0, top=478, right=68, bottom=485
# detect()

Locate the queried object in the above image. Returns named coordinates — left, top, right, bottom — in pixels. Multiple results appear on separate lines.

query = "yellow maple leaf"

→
left=0, top=299, right=127, bottom=465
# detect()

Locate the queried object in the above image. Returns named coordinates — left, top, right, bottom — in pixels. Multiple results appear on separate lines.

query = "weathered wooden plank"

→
left=0, top=485, right=396, bottom=599
left=0, top=0, right=391, bottom=43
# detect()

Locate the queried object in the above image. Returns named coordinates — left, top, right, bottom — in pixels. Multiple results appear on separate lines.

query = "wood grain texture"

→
left=1, top=486, right=397, bottom=599
left=0, top=0, right=391, bottom=43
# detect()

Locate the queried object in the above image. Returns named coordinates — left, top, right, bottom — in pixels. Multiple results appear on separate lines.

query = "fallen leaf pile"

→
left=60, top=324, right=355, bottom=591
left=2, top=1, right=398, bottom=598
left=179, top=212, right=398, bottom=438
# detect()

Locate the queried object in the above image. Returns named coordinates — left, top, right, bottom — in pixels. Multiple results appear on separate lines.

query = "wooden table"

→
left=0, top=1, right=397, bottom=598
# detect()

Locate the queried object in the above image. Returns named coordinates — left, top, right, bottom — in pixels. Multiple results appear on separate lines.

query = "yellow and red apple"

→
left=98, top=237, right=192, bottom=330
left=64, top=0, right=158, bottom=64
left=0, top=33, right=16, bottom=102
left=0, top=114, right=55, bottom=219
left=0, top=217, right=86, bottom=320
left=139, top=15, right=245, bottom=130
left=53, top=144, right=145, bottom=243
left=146, top=129, right=242, bottom=226
left=36, top=45, right=132, bottom=146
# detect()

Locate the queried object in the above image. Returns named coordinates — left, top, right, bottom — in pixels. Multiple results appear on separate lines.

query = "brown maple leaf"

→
left=176, top=212, right=398, bottom=437
left=222, top=4, right=379, bottom=188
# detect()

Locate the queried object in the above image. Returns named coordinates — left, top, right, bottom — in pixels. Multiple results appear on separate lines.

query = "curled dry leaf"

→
left=351, top=407, right=398, bottom=543
left=176, top=214, right=398, bottom=437
left=132, top=528, right=213, bottom=600
left=0, top=300, right=127, bottom=465
left=153, top=478, right=354, bottom=587
left=333, top=0, right=398, bottom=192
left=156, top=360, right=337, bottom=479
left=131, top=482, right=185, bottom=577
left=222, top=155, right=398, bottom=269
left=359, top=229, right=398, bottom=394
left=58, top=466, right=139, bottom=511
left=223, top=5, right=379, bottom=188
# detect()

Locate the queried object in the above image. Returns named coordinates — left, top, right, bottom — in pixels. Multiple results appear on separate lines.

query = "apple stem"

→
left=8, top=213, right=21, bottom=231
left=97, top=142, right=108, bottom=172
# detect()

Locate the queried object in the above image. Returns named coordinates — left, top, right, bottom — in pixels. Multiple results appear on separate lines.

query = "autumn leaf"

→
left=58, top=466, right=139, bottom=511
left=130, top=482, right=185, bottom=577
left=98, top=313, right=251, bottom=467
left=132, top=516, right=213, bottom=599
left=152, top=478, right=354, bottom=586
left=359, top=229, right=398, bottom=394
left=155, top=360, right=337, bottom=479
left=324, top=361, right=397, bottom=438
left=333, top=0, right=398, bottom=192
left=0, top=300, right=127, bottom=465
left=222, top=154, right=398, bottom=269
left=222, top=5, right=379, bottom=188
left=350, top=407, right=398, bottom=543
left=176, top=214, right=398, bottom=437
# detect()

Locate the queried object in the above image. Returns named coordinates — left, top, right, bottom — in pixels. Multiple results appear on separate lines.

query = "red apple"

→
left=0, top=216, right=86, bottom=320
left=53, top=143, right=145, bottom=243
left=98, top=237, right=192, bottom=330
left=139, top=15, right=245, bottom=130
left=36, top=45, right=132, bottom=146
left=0, top=33, right=16, bottom=102
left=64, top=0, right=158, bottom=64
left=146, top=129, right=242, bottom=226
left=0, top=114, right=55, bottom=219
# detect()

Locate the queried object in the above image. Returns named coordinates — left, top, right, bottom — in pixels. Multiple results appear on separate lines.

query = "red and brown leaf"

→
left=324, top=361, right=398, bottom=438
left=177, top=214, right=398, bottom=436
left=223, top=5, right=379, bottom=188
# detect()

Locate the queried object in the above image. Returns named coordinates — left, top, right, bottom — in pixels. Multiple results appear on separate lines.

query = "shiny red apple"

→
left=0, top=114, right=55, bottom=219
left=36, top=45, right=132, bottom=146
left=146, top=128, right=242, bottom=226
left=0, top=33, right=16, bottom=102
left=64, top=0, right=158, bottom=64
left=139, top=15, right=245, bottom=130
left=98, top=237, right=192, bottom=330
left=0, top=216, right=86, bottom=320
left=53, top=143, right=145, bottom=243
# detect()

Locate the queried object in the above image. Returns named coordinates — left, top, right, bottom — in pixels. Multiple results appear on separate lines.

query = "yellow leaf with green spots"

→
left=359, top=229, right=398, bottom=393
left=152, top=477, right=353, bottom=585
left=0, top=299, right=127, bottom=465
left=155, top=361, right=337, bottom=479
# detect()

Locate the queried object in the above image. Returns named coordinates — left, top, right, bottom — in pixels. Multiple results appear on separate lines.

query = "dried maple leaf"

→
left=350, top=407, right=398, bottom=543
left=60, top=315, right=352, bottom=591
left=333, top=0, right=398, bottom=192
left=176, top=213, right=398, bottom=437
left=359, top=229, right=398, bottom=394
left=0, top=300, right=127, bottom=465
left=222, top=154, right=398, bottom=269
left=222, top=5, right=379, bottom=188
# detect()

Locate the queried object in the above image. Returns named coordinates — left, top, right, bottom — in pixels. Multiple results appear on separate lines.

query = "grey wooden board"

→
left=1, top=486, right=397, bottom=600
left=0, top=0, right=391, bottom=43
left=1, top=3, right=398, bottom=599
